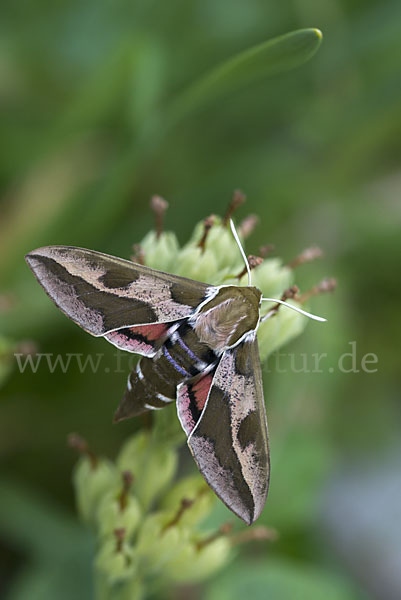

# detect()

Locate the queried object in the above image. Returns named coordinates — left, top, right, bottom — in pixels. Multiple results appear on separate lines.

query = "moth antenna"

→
left=261, top=297, right=327, bottom=322
left=230, top=218, right=252, bottom=286
left=261, top=286, right=297, bottom=320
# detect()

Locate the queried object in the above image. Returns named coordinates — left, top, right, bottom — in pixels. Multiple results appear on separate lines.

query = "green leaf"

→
left=167, top=28, right=322, bottom=124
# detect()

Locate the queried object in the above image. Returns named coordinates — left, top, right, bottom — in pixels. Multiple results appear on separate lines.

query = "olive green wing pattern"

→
left=187, top=336, right=270, bottom=525
left=25, top=246, right=211, bottom=337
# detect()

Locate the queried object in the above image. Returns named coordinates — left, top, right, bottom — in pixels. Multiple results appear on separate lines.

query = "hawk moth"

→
left=26, top=220, right=324, bottom=524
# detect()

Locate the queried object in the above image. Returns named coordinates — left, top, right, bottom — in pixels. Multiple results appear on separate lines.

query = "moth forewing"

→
left=25, top=246, right=212, bottom=335
left=186, top=337, right=269, bottom=525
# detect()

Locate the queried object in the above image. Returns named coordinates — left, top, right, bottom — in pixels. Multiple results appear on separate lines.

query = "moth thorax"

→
left=194, top=286, right=261, bottom=352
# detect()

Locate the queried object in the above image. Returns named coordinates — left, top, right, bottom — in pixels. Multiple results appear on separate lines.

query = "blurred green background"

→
left=1, top=1, right=400, bottom=599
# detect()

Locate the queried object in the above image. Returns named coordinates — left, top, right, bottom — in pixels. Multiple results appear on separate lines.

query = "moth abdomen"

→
left=113, top=360, right=176, bottom=422
left=114, top=320, right=218, bottom=423
left=166, top=321, right=218, bottom=374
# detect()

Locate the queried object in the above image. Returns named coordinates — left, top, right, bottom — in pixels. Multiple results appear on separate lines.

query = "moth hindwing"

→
left=26, top=245, right=270, bottom=524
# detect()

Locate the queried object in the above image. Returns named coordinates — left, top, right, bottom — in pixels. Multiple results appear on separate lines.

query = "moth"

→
left=25, top=220, right=324, bottom=525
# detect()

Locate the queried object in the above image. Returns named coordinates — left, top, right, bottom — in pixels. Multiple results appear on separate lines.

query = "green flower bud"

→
left=140, top=231, right=179, bottom=272
left=95, top=535, right=137, bottom=584
left=257, top=301, right=307, bottom=362
left=116, top=431, right=178, bottom=511
left=200, top=224, right=240, bottom=272
left=73, top=456, right=118, bottom=526
left=174, top=246, right=220, bottom=282
left=165, top=536, right=232, bottom=583
left=184, top=218, right=208, bottom=247
left=162, top=476, right=215, bottom=529
left=183, top=217, right=241, bottom=272
left=135, top=511, right=189, bottom=574
left=252, top=258, right=293, bottom=299
left=97, top=492, right=141, bottom=540
left=116, top=430, right=148, bottom=472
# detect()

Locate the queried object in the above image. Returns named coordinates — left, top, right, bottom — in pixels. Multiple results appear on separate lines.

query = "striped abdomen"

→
left=114, top=321, right=217, bottom=421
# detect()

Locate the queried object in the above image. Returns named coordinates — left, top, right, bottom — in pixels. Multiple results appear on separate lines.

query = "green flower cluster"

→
left=71, top=209, right=325, bottom=599
left=141, top=214, right=307, bottom=362
left=72, top=431, right=230, bottom=600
